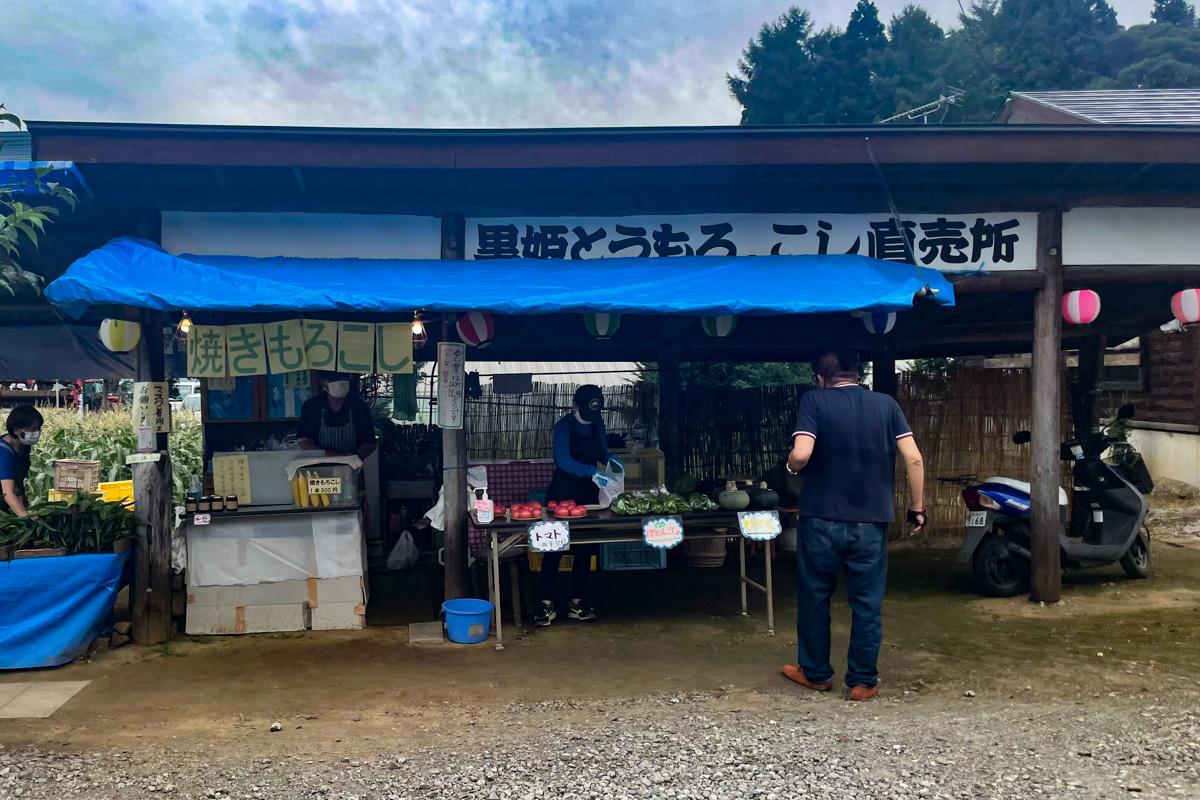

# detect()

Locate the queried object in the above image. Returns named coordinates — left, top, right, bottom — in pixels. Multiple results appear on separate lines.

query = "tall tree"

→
left=1154, top=0, right=1197, bottom=27
left=1108, top=22, right=1200, bottom=87
left=871, top=5, right=951, bottom=120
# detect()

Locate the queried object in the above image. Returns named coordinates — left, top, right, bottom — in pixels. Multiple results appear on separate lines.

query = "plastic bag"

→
left=386, top=530, right=420, bottom=570
left=597, top=461, right=626, bottom=509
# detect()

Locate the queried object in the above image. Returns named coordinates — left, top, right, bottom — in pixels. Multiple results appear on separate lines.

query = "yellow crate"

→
left=527, top=551, right=597, bottom=572
left=98, top=480, right=135, bottom=509
left=47, top=489, right=100, bottom=504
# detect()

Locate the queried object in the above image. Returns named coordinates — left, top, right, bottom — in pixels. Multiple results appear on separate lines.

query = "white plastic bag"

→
left=386, top=531, right=420, bottom=570
left=597, top=462, right=626, bottom=509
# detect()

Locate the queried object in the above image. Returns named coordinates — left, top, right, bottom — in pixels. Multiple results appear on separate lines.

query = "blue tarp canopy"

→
left=47, top=237, right=954, bottom=319
left=0, top=161, right=93, bottom=198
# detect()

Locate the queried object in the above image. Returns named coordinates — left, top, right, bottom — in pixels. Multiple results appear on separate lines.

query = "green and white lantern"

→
left=584, top=312, right=622, bottom=339
left=700, top=315, right=738, bottom=338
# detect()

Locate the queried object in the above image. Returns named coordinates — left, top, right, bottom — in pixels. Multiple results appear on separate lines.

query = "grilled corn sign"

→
left=307, top=477, right=342, bottom=495
left=291, top=472, right=339, bottom=507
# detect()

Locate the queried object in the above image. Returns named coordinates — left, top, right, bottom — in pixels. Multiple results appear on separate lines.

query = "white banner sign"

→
left=466, top=213, right=1038, bottom=271
left=437, top=342, right=466, bottom=430
left=1063, top=207, right=1200, bottom=266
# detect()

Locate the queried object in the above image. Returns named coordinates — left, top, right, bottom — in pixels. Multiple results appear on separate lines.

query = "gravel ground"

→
left=2, top=691, right=1199, bottom=800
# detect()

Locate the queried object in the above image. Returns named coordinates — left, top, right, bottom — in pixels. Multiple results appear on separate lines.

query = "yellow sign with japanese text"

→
left=264, top=319, right=309, bottom=374
left=303, top=320, right=338, bottom=370
left=226, top=324, right=268, bottom=376
left=187, top=325, right=227, bottom=378
left=375, top=322, right=414, bottom=374
left=337, top=322, right=375, bottom=374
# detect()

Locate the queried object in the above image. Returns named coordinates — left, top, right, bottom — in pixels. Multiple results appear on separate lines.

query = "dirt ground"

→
left=3, top=541, right=1200, bottom=758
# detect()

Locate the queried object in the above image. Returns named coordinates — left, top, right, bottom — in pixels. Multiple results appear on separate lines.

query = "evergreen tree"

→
left=871, top=6, right=951, bottom=120
left=1108, top=22, right=1200, bottom=87
left=1153, top=0, right=1197, bottom=27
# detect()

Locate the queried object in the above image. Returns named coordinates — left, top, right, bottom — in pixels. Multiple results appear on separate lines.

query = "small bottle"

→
left=473, top=488, right=494, bottom=524
left=225, top=495, right=239, bottom=512
left=187, top=475, right=202, bottom=502
left=210, top=495, right=225, bottom=512
left=197, top=496, right=211, bottom=512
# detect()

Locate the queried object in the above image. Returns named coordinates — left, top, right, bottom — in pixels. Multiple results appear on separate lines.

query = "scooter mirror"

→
left=1118, top=404, right=1136, bottom=421
left=1012, top=430, right=1032, bottom=445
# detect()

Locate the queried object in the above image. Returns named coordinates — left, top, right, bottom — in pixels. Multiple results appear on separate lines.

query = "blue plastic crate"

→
left=600, top=541, right=667, bottom=571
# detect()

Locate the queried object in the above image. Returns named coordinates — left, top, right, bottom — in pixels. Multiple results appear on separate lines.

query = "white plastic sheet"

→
left=187, top=509, right=364, bottom=586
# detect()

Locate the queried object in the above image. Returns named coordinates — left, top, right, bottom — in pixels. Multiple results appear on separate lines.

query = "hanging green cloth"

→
left=392, top=373, right=418, bottom=421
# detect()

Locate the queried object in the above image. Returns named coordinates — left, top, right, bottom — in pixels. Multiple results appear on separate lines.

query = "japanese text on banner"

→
left=187, top=325, right=227, bottom=378
left=131, top=381, right=171, bottom=433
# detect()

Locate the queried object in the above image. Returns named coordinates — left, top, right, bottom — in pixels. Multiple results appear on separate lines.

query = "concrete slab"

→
left=0, top=683, right=29, bottom=707
left=408, top=621, right=444, bottom=644
left=0, top=681, right=90, bottom=719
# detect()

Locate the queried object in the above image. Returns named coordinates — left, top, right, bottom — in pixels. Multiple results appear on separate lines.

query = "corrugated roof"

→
left=1012, top=90, right=1200, bottom=124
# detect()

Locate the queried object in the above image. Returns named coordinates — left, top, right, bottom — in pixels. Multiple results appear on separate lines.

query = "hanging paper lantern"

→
left=1171, top=289, right=1200, bottom=325
left=584, top=312, right=622, bottom=339
left=456, top=312, right=495, bottom=348
left=1062, top=290, right=1101, bottom=325
left=701, top=315, right=738, bottom=338
left=98, top=318, right=141, bottom=352
left=862, top=311, right=897, bottom=335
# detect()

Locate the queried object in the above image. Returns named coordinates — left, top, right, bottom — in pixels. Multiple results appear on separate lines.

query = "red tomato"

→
left=529, top=502, right=542, bottom=511
left=514, top=510, right=530, bottom=520
left=571, top=506, right=587, bottom=517
left=554, top=507, right=571, bottom=518
left=547, top=500, right=559, bottom=510
left=494, top=505, right=506, bottom=516
left=562, top=499, right=576, bottom=509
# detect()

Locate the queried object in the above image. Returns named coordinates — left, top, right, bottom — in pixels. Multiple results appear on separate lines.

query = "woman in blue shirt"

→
left=0, top=405, right=43, bottom=517
left=536, top=385, right=622, bottom=628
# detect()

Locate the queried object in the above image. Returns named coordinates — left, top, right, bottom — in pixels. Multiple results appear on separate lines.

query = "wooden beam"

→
left=872, top=348, right=897, bottom=398
left=658, top=347, right=682, bottom=469
left=950, top=272, right=1045, bottom=295
left=1065, top=264, right=1200, bottom=285
left=440, top=213, right=470, bottom=602
left=132, top=309, right=173, bottom=644
left=1030, top=210, right=1064, bottom=604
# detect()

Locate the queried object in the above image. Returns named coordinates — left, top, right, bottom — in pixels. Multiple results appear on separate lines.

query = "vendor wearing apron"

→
left=536, top=385, right=623, bottom=628
left=0, top=405, right=43, bottom=517
left=298, top=373, right=377, bottom=459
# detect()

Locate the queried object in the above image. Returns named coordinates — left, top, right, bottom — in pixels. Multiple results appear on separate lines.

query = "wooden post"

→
left=872, top=348, right=897, bottom=398
left=1030, top=210, right=1064, bottom=604
left=658, top=347, right=682, bottom=467
left=440, top=213, right=469, bottom=601
left=1069, top=334, right=1105, bottom=539
left=132, top=309, right=173, bottom=644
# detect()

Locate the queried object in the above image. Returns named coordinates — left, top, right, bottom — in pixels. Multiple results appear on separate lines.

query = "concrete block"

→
left=187, top=580, right=308, bottom=608
left=185, top=605, right=239, bottom=635
left=408, top=621, right=444, bottom=644
left=310, top=601, right=365, bottom=631
left=242, top=603, right=309, bottom=633
left=309, top=576, right=364, bottom=607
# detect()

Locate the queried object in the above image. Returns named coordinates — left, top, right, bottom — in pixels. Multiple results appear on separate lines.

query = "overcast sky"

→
left=3, top=0, right=1156, bottom=128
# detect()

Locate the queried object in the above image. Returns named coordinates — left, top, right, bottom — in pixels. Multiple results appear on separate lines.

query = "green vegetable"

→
left=0, top=492, right=138, bottom=555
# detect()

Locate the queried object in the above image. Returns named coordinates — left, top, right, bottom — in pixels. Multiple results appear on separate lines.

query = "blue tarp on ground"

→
left=0, top=552, right=128, bottom=670
left=46, top=237, right=954, bottom=319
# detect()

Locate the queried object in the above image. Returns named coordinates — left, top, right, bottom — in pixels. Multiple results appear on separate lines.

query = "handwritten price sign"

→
left=528, top=520, right=571, bottom=553
left=642, top=516, right=684, bottom=549
left=737, top=510, right=782, bottom=541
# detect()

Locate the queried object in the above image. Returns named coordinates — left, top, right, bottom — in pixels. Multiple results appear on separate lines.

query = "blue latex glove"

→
left=608, top=456, right=625, bottom=473
left=591, top=471, right=613, bottom=489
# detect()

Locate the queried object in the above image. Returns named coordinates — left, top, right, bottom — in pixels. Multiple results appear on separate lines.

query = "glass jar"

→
left=197, top=496, right=211, bottom=512
left=210, top=495, right=225, bottom=512
left=225, top=495, right=239, bottom=512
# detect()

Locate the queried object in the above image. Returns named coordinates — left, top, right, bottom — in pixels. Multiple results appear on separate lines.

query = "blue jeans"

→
left=796, top=517, right=889, bottom=688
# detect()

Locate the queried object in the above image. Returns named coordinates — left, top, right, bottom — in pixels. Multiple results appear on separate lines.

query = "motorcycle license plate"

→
left=966, top=511, right=987, bottom=528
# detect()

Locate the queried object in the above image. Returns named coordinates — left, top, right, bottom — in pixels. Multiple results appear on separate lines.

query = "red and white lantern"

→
left=1062, top=290, right=1101, bottom=325
left=456, top=312, right=495, bottom=347
left=1171, top=289, right=1200, bottom=325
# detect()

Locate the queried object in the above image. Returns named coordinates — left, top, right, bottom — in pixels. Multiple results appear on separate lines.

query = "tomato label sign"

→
left=642, top=516, right=684, bottom=549
left=737, top=510, right=782, bottom=541
left=528, top=520, right=570, bottom=553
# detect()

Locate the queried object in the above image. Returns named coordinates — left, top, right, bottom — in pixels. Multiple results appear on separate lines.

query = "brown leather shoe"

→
left=849, top=685, right=878, bottom=702
left=782, top=665, right=833, bottom=692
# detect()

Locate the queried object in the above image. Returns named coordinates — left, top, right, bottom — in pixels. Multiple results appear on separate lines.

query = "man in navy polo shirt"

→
left=783, top=348, right=926, bottom=701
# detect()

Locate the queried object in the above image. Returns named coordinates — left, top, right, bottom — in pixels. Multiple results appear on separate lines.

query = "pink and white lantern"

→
left=456, top=312, right=495, bottom=347
left=1171, top=289, right=1200, bottom=325
left=1062, top=290, right=1101, bottom=325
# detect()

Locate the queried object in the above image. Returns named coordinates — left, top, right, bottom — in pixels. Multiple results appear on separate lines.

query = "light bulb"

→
left=177, top=312, right=193, bottom=335
left=412, top=320, right=425, bottom=336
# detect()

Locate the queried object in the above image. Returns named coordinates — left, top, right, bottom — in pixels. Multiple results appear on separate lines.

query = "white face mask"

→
left=326, top=381, right=350, bottom=399
left=19, top=430, right=40, bottom=446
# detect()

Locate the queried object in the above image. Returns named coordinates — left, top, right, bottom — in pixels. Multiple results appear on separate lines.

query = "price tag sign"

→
left=307, top=477, right=343, bottom=495
left=528, top=520, right=570, bottom=553
left=737, top=510, right=783, bottom=541
left=642, top=516, right=684, bottom=549
left=193, top=513, right=212, bottom=526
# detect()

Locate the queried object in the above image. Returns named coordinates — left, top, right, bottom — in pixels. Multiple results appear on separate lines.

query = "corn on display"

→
left=292, top=470, right=337, bottom=508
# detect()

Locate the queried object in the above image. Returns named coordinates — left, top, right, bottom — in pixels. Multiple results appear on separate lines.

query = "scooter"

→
left=947, top=404, right=1154, bottom=597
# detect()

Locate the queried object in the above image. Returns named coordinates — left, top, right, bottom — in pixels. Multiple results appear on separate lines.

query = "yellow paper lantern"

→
left=99, top=319, right=141, bottom=352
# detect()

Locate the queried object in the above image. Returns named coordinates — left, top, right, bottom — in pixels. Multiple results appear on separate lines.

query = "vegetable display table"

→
left=473, top=510, right=777, bottom=650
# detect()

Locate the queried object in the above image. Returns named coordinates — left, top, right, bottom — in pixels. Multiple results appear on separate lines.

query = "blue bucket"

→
left=441, top=598, right=494, bottom=644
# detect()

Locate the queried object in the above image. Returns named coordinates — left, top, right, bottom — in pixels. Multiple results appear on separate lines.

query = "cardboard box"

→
left=310, top=601, right=366, bottom=631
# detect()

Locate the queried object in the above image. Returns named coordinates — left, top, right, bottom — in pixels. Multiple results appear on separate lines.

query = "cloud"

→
left=0, top=0, right=1156, bottom=128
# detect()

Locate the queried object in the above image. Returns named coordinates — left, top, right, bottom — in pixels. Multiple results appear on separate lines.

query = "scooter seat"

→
left=984, top=477, right=1068, bottom=506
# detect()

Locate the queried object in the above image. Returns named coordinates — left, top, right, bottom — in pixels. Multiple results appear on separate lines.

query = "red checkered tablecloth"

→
left=467, top=459, right=556, bottom=554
